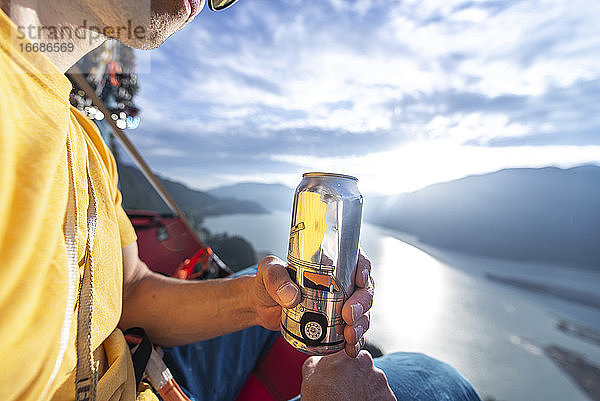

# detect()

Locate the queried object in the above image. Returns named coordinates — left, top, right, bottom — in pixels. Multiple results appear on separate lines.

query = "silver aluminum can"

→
left=281, top=172, right=363, bottom=355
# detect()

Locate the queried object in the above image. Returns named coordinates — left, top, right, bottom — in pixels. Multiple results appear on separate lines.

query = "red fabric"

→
left=128, top=210, right=203, bottom=276
left=235, top=375, right=274, bottom=401
left=236, top=337, right=309, bottom=401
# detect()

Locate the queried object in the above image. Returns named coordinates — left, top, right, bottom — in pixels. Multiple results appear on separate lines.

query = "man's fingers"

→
left=355, top=250, right=372, bottom=289
left=345, top=335, right=366, bottom=358
left=344, top=312, right=370, bottom=345
left=258, top=256, right=301, bottom=308
left=342, top=250, right=374, bottom=325
left=342, top=286, right=373, bottom=325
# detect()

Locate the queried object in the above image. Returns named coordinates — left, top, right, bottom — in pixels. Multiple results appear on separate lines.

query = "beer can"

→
left=281, top=172, right=363, bottom=355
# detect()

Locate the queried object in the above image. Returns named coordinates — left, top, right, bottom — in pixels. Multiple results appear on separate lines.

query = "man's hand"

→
left=251, top=250, right=375, bottom=357
left=341, top=250, right=373, bottom=357
left=252, top=255, right=302, bottom=330
left=301, top=351, right=396, bottom=401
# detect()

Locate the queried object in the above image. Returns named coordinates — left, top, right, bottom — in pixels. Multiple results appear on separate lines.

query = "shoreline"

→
left=546, top=345, right=600, bottom=401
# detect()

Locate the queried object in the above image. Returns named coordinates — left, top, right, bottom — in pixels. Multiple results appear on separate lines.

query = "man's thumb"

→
left=258, top=256, right=301, bottom=308
left=277, top=282, right=300, bottom=307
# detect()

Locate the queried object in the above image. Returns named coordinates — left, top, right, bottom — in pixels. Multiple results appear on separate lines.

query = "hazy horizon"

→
left=119, top=157, right=600, bottom=197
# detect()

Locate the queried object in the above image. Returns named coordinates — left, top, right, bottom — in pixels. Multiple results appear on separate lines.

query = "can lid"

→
left=303, top=172, right=358, bottom=181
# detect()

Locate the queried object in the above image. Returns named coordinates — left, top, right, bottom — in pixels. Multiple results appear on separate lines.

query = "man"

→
left=0, top=0, right=482, bottom=400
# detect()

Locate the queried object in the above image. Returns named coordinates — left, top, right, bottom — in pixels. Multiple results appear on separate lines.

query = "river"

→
left=204, top=211, right=600, bottom=401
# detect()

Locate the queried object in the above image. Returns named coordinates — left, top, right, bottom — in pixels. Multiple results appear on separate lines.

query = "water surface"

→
left=204, top=211, right=600, bottom=401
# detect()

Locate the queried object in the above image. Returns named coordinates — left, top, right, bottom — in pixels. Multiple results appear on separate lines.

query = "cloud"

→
left=130, top=0, right=600, bottom=193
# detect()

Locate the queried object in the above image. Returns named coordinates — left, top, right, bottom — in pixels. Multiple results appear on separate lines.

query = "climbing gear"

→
left=124, top=328, right=192, bottom=401
left=64, top=134, right=99, bottom=401
left=173, top=246, right=227, bottom=280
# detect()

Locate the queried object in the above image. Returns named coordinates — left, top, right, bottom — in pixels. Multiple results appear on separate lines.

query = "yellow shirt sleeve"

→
left=116, top=204, right=138, bottom=248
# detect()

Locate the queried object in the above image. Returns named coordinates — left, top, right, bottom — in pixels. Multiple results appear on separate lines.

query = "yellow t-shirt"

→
left=0, top=9, right=156, bottom=401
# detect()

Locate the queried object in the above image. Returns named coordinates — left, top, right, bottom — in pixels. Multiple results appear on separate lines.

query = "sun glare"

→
left=370, top=236, right=445, bottom=349
left=271, top=142, right=600, bottom=195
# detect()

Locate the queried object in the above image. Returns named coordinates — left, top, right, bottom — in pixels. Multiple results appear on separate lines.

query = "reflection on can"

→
left=281, top=172, right=363, bottom=355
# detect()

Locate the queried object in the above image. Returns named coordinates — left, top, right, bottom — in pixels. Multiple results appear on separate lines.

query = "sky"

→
left=127, top=0, right=600, bottom=195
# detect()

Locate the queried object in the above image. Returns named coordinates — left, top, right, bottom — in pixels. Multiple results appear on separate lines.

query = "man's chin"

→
left=117, top=18, right=185, bottom=50
left=99, top=1, right=192, bottom=50
left=119, top=33, right=169, bottom=50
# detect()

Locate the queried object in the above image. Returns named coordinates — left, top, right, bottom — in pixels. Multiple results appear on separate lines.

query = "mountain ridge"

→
left=207, top=165, right=600, bottom=269
left=117, top=163, right=268, bottom=221
left=365, top=165, right=600, bottom=269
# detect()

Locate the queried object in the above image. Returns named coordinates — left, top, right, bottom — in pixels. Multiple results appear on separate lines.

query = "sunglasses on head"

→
left=207, top=0, right=238, bottom=11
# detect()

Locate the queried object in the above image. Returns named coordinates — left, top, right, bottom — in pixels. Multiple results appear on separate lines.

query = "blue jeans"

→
left=163, top=268, right=482, bottom=401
